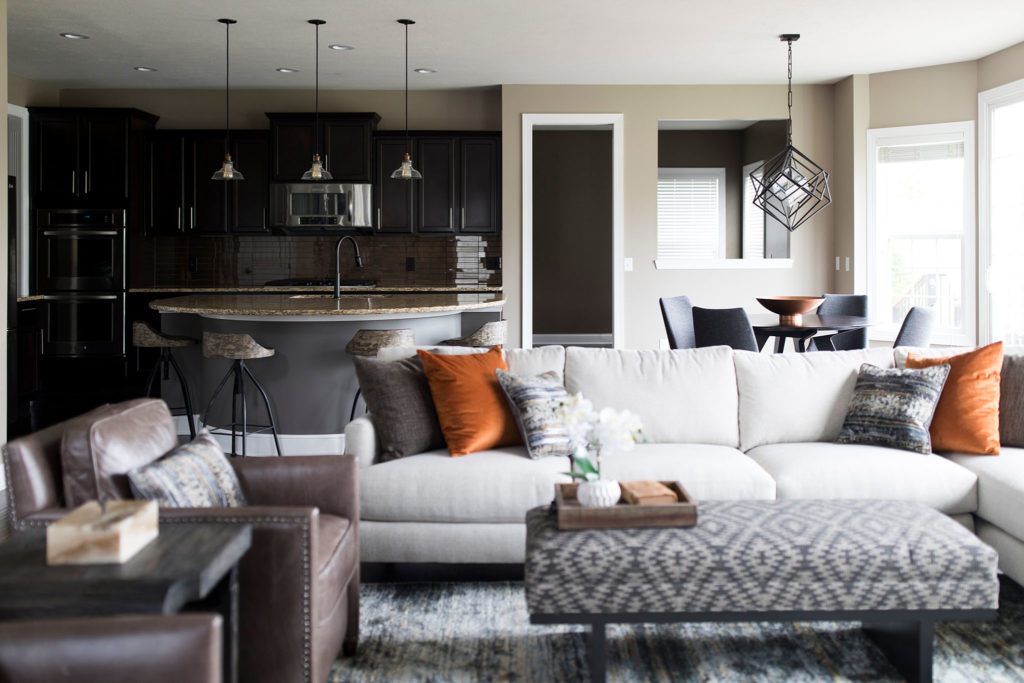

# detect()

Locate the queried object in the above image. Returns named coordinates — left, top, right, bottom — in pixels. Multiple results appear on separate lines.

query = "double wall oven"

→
left=35, top=208, right=126, bottom=357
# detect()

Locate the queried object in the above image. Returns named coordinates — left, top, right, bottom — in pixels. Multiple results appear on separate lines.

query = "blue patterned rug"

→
left=329, top=576, right=1024, bottom=682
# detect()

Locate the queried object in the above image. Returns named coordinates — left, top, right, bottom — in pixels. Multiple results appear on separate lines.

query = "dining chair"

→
left=659, top=296, right=696, bottom=349
left=807, top=293, right=868, bottom=351
left=893, top=307, right=937, bottom=348
left=692, top=306, right=759, bottom=352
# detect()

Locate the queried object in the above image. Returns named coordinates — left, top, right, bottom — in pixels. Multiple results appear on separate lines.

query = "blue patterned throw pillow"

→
left=837, top=363, right=951, bottom=454
left=495, top=369, right=572, bottom=459
left=128, top=430, right=247, bottom=507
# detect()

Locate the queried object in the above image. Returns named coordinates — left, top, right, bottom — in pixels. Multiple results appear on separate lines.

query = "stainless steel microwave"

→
left=270, top=182, right=373, bottom=233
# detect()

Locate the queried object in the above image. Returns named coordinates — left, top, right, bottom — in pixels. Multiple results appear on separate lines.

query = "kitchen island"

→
left=150, top=292, right=504, bottom=452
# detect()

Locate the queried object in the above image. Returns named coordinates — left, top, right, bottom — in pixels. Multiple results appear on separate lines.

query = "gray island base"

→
left=525, top=500, right=999, bottom=683
left=150, top=293, right=504, bottom=440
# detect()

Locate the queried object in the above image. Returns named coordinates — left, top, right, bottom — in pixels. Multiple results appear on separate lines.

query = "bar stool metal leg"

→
left=164, top=350, right=197, bottom=439
left=350, top=387, right=362, bottom=423
left=241, top=362, right=282, bottom=457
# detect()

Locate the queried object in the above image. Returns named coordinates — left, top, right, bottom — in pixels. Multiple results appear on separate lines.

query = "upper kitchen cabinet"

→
left=267, top=113, right=380, bottom=182
left=29, top=108, right=158, bottom=208
left=458, top=136, right=501, bottom=234
left=374, top=138, right=414, bottom=233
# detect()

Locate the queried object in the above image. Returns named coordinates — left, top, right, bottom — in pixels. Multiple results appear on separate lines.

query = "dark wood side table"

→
left=750, top=314, right=871, bottom=352
left=0, top=523, right=251, bottom=683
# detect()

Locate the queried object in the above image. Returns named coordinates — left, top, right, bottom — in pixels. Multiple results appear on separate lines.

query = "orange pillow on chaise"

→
left=905, top=342, right=1003, bottom=455
left=418, top=346, right=522, bottom=456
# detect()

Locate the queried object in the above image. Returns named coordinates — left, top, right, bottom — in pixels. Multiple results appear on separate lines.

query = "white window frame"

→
left=741, top=160, right=765, bottom=259
left=655, top=167, right=727, bottom=268
left=866, top=121, right=976, bottom=346
left=978, top=77, right=1024, bottom=346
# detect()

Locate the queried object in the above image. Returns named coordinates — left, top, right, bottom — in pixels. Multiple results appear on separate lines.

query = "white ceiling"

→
left=9, top=0, right=1024, bottom=91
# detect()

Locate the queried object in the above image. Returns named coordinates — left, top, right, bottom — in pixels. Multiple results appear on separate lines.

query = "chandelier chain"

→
left=786, top=38, right=793, bottom=145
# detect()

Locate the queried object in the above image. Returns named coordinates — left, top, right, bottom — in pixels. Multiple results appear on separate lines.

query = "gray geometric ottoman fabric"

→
left=525, top=499, right=999, bottom=615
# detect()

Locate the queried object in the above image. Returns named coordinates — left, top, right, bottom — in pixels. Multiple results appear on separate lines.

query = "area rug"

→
left=329, top=576, right=1024, bottom=682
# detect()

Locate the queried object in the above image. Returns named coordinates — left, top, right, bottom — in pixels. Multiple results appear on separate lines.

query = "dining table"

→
left=750, top=314, right=871, bottom=353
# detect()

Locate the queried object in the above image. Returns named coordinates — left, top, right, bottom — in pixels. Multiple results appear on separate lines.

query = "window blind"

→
left=657, top=169, right=724, bottom=260
left=742, top=166, right=764, bottom=259
left=877, top=142, right=964, bottom=163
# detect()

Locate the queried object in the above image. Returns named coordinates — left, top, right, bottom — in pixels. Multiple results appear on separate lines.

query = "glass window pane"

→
left=989, top=99, right=1024, bottom=344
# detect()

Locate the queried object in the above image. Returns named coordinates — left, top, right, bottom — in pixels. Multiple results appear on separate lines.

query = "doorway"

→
left=520, top=114, right=624, bottom=348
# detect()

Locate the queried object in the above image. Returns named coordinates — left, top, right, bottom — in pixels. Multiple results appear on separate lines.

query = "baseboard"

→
left=362, top=562, right=524, bottom=583
left=174, top=415, right=345, bottom=457
left=532, top=333, right=613, bottom=347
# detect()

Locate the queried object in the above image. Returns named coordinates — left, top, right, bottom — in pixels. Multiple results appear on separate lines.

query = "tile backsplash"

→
left=133, top=234, right=501, bottom=288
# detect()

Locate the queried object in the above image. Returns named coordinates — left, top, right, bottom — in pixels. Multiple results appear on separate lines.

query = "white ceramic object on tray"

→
left=577, top=480, right=621, bottom=507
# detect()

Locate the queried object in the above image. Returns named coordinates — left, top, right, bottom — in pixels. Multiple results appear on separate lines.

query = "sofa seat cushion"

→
left=746, top=442, right=977, bottom=514
left=947, top=447, right=1024, bottom=540
left=599, top=443, right=776, bottom=501
left=359, top=448, right=570, bottom=523
left=564, top=347, right=739, bottom=447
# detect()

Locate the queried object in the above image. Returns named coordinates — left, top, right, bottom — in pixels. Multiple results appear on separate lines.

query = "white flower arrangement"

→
left=556, top=393, right=643, bottom=482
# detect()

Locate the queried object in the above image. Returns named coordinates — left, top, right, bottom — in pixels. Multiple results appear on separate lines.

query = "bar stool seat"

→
left=133, top=321, right=199, bottom=439
left=201, top=332, right=281, bottom=457
left=346, top=328, right=414, bottom=421
left=440, top=320, right=507, bottom=347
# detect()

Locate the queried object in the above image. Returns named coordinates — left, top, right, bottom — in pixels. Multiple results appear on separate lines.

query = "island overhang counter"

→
left=149, top=292, right=504, bottom=450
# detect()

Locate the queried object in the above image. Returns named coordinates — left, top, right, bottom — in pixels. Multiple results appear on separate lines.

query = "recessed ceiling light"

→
left=414, top=68, right=436, bottom=74
left=59, top=32, right=90, bottom=40
left=276, top=67, right=299, bottom=73
left=328, top=44, right=353, bottom=51
left=134, top=66, right=158, bottom=72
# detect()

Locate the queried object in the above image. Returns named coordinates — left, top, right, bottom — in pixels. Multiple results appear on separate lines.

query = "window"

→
left=866, top=122, right=975, bottom=345
left=980, top=78, right=1024, bottom=345
left=742, top=161, right=765, bottom=259
left=656, top=168, right=726, bottom=266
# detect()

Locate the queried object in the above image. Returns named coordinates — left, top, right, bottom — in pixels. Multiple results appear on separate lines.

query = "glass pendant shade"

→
left=391, top=152, right=422, bottom=180
left=302, top=153, right=333, bottom=181
left=212, top=153, right=244, bottom=181
left=750, top=144, right=830, bottom=232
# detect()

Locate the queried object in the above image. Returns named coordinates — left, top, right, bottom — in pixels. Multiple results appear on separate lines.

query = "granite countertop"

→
left=16, top=295, right=45, bottom=303
left=132, top=286, right=503, bottom=293
left=150, top=292, right=506, bottom=317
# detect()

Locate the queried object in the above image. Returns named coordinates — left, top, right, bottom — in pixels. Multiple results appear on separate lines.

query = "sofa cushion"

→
left=60, top=399, right=178, bottom=506
left=495, top=369, right=572, bottom=459
left=947, top=447, right=1024, bottom=540
left=999, top=352, right=1024, bottom=447
left=127, top=430, right=247, bottom=508
left=359, top=448, right=570, bottom=523
left=746, top=442, right=978, bottom=515
left=564, top=346, right=739, bottom=447
left=598, top=443, right=776, bottom=500
left=377, top=345, right=566, bottom=380
left=735, top=347, right=895, bottom=451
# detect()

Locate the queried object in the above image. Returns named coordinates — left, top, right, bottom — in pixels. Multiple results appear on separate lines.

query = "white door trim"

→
left=520, top=113, right=624, bottom=349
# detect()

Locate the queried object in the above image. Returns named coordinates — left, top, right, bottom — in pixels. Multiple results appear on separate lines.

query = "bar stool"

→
left=201, top=331, right=282, bottom=457
left=132, top=320, right=199, bottom=439
left=440, top=320, right=507, bottom=347
left=346, top=328, right=414, bottom=421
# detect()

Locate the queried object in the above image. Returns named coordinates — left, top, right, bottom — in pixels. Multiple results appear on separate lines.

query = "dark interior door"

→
left=231, top=134, right=269, bottom=233
left=416, top=137, right=456, bottom=233
left=35, top=116, right=80, bottom=203
left=375, top=139, right=414, bottom=233
left=81, top=114, right=128, bottom=203
left=189, top=134, right=230, bottom=234
left=459, top=137, right=500, bottom=233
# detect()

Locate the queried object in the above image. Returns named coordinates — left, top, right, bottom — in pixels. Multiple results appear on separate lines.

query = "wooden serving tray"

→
left=554, top=481, right=697, bottom=530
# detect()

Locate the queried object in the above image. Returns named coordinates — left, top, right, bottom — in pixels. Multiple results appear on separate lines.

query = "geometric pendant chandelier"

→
left=749, top=34, right=831, bottom=232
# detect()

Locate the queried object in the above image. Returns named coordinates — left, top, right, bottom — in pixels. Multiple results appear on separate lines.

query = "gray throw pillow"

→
left=352, top=355, right=446, bottom=460
left=1000, top=354, right=1024, bottom=447
left=495, top=369, right=572, bottom=459
left=128, top=430, right=246, bottom=507
left=836, top=363, right=950, bottom=454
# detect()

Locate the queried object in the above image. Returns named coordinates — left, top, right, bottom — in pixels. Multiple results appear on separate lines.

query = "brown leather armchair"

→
left=2, top=399, right=359, bottom=683
left=0, top=614, right=222, bottom=683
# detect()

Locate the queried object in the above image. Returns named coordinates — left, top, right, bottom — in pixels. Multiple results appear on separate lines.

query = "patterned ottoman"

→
left=525, top=499, right=999, bottom=683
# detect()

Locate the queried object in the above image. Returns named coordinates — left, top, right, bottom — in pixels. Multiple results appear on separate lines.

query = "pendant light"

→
left=302, top=19, right=332, bottom=181
left=211, top=19, right=243, bottom=180
left=749, top=34, right=831, bottom=232
left=390, top=19, right=422, bottom=180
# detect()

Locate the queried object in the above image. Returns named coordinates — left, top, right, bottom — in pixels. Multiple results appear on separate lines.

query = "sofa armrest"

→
left=231, top=455, right=358, bottom=523
left=344, top=416, right=379, bottom=469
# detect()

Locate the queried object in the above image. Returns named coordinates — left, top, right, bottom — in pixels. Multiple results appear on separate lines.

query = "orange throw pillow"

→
left=418, top=346, right=522, bottom=456
left=906, top=342, right=1003, bottom=454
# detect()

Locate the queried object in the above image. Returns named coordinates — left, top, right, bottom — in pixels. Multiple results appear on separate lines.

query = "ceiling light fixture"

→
left=414, top=68, right=436, bottom=74
left=212, top=19, right=243, bottom=181
left=276, top=67, right=299, bottom=73
left=749, top=34, right=831, bottom=232
left=59, top=32, right=89, bottom=40
left=133, top=66, right=157, bottom=72
left=390, top=19, right=422, bottom=181
left=328, top=44, right=353, bottom=51
left=301, top=19, right=331, bottom=181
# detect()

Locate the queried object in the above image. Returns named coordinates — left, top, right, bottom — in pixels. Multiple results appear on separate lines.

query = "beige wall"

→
left=8, top=72, right=58, bottom=107
left=979, top=40, right=1024, bottom=92
left=59, top=87, right=501, bottom=131
left=832, top=75, right=869, bottom=294
left=869, top=61, right=978, bottom=129
left=503, top=84, right=835, bottom=350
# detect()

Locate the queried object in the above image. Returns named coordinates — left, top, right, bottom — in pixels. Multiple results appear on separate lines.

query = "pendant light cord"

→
left=315, top=21, right=320, bottom=158
left=404, top=22, right=410, bottom=144
left=225, top=21, right=230, bottom=155
left=786, top=38, right=793, bottom=146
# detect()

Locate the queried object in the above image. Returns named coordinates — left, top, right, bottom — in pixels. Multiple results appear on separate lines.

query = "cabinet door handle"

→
left=71, top=171, right=76, bottom=194
left=84, top=170, right=90, bottom=194
left=177, top=207, right=182, bottom=232
left=262, top=207, right=267, bottom=230
left=190, top=207, right=195, bottom=230
left=461, top=207, right=466, bottom=229
left=324, top=154, right=329, bottom=172
left=377, top=207, right=381, bottom=230
left=449, top=208, right=453, bottom=229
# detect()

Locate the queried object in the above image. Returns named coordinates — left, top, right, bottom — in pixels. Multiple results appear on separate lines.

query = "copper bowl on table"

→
left=756, top=296, right=825, bottom=325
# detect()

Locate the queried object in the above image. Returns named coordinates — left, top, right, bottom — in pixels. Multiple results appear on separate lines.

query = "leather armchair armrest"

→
left=232, top=455, right=358, bottom=523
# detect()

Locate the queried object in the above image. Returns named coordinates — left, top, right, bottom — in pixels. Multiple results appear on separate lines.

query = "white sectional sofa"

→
left=344, top=345, right=1024, bottom=585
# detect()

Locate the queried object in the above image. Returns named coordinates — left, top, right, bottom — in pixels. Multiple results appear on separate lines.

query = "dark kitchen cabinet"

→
left=29, top=108, right=157, bottom=208
left=146, top=130, right=270, bottom=235
left=267, top=112, right=380, bottom=182
left=373, top=131, right=501, bottom=235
